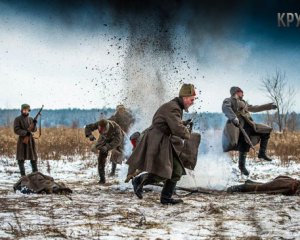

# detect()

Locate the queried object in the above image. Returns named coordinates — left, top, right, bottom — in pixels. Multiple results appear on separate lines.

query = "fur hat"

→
left=21, top=104, right=31, bottom=111
left=230, top=86, right=243, bottom=96
left=179, top=84, right=196, bottom=97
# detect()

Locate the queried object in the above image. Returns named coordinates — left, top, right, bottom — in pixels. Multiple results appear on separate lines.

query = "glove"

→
left=99, top=146, right=108, bottom=154
left=88, top=135, right=96, bottom=141
left=33, top=119, right=37, bottom=125
left=271, top=103, right=277, bottom=109
left=26, top=131, right=31, bottom=136
left=232, top=117, right=240, bottom=127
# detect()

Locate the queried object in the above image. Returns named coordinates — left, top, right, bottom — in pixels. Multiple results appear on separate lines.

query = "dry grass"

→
left=1, top=127, right=300, bottom=164
left=229, top=132, right=300, bottom=164
left=0, top=127, right=98, bottom=160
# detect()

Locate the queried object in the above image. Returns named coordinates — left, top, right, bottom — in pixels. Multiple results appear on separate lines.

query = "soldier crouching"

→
left=85, top=119, right=124, bottom=184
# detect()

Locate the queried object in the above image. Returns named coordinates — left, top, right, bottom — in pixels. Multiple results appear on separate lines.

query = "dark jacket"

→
left=85, top=120, right=125, bottom=163
left=14, top=115, right=37, bottom=160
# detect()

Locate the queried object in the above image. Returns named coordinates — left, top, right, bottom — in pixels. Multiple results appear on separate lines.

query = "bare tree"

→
left=261, top=69, right=296, bottom=132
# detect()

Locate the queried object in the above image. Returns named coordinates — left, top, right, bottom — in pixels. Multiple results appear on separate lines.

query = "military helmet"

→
left=179, top=83, right=196, bottom=97
left=21, top=104, right=31, bottom=111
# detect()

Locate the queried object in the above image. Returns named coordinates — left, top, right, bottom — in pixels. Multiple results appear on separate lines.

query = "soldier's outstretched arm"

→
left=222, top=98, right=237, bottom=121
left=13, top=118, right=27, bottom=136
left=166, top=107, right=190, bottom=139
left=248, top=103, right=277, bottom=112
left=84, top=122, right=99, bottom=137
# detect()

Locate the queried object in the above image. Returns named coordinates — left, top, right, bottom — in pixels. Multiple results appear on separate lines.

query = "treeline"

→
left=0, top=109, right=299, bottom=131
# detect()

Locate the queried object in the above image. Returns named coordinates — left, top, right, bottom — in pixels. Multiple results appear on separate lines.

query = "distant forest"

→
left=0, top=108, right=299, bottom=131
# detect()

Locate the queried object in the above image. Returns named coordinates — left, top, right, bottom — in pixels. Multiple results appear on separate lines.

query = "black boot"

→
left=258, top=135, right=272, bottom=161
left=238, top=152, right=249, bottom=176
left=30, top=160, right=38, bottom=173
left=98, top=167, right=106, bottom=184
left=99, top=176, right=106, bottom=184
left=18, top=160, right=26, bottom=176
left=160, top=180, right=183, bottom=205
left=132, top=173, right=156, bottom=199
left=110, top=162, right=116, bottom=177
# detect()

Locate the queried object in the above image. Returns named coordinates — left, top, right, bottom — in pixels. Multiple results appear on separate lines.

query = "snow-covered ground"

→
left=0, top=155, right=300, bottom=239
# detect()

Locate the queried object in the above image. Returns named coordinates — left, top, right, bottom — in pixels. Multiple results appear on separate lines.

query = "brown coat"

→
left=85, top=120, right=125, bottom=164
left=222, top=96, right=274, bottom=152
left=126, top=97, right=192, bottom=180
left=14, top=115, right=38, bottom=160
left=13, top=172, right=72, bottom=194
left=227, top=176, right=300, bottom=195
left=109, top=109, right=135, bottom=133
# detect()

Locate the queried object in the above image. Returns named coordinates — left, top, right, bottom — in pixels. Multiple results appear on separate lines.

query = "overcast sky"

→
left=0, top=0, right=299, bottom=113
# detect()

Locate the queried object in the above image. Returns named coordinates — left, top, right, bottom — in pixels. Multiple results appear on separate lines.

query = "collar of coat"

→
left=173, top=97, right=185, bottom=110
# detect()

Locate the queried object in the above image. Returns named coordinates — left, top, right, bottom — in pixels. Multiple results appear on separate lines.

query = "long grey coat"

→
left=126, top=97, right=192, bottom=180
left=14, top=115, right=38, bottom=161
left=222, top=96, right=274, bottom=152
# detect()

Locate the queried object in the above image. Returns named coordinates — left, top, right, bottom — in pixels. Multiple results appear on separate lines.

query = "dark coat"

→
left=109, top=109, right=135, bottom=134
left=126, top=97, right=192, bottom=180
left=227, top=176, right=300, bottom=195
left=222, top=96, right=274, bottom=152
left=13, top=172, right=72, bottom=194
left=13, top=115, right=38, bottom=161
left=85, top=120, right=125, bottom=164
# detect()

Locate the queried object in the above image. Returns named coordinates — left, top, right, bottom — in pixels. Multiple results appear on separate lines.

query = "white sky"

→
left=0, top=5, right=299, bottom=113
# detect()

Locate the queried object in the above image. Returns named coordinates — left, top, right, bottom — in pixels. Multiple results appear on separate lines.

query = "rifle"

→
left=23, top=105, right=44, bottom=144
left=238, top=125, right=255, bottom=152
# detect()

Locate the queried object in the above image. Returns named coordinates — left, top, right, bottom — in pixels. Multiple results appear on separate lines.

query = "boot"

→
left=99, top=176, right=106, bottom=184
left=238, top=152, right=249, bottom=176
left=132, top=173, right=156, bottom=199
left=258, top=136, right=272, bottom=161
left=110, top=162, right=117, bottom=177
left=160, top=180, right=183, bottom=205
left=18, top=160, right=26, bottom=176
left=30, top=160, right=38, bottom=173
left=98, top=166, right=106, bottom=184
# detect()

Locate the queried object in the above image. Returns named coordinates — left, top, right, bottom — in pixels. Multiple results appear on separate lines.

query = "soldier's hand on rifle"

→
left=232, top=117, right=240, bottom=127
left=88, top=134, right=96, bottom=141
left=33, top=119, right=37, bottom=125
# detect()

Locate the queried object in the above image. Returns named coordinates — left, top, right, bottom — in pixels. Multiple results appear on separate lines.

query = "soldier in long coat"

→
left=14, top=104, right=38, bottom=176
left=85, top=119, right=124, bottom=184
left=108, top=105, right=135, bottom=176
left=127, top=83, right=199, bottom=205
left=222, top=87, right=277, bottom=176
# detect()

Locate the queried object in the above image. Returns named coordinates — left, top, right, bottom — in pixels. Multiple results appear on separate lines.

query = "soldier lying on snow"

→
left=14, top=172, right=72, bottom=194
left=227, top=176, right=300, bottom=195
left=85, top=119, right=124, bottom=184
left=126, top=83, right=201, bottom=205
left=222, top=86, right=277, bottom=176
